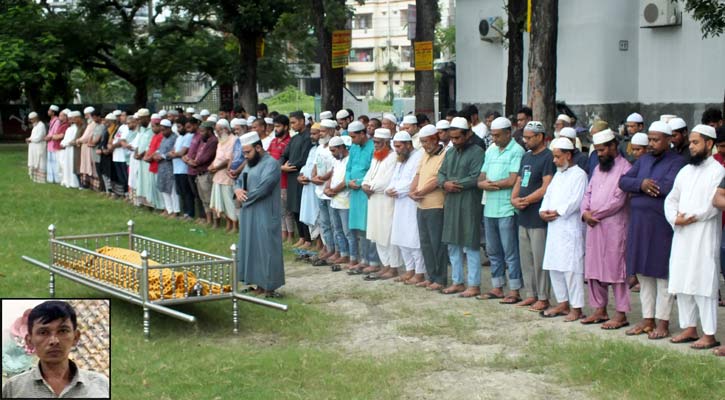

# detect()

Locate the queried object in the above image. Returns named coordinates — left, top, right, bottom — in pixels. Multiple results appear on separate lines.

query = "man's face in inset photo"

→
left=26, top=317, right=80, bottom=364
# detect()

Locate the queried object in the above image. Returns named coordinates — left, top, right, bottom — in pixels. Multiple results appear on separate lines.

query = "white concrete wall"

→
left=456, top=0, right=725, bottom=109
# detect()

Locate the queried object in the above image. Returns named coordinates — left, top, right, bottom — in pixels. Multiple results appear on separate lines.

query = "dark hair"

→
left=175, top=107, right=184, bottom=114
left=466, top=104, right=479, bottom=116
left=269, top=111, right=279, bottom=118
left=358, top=115, right=369, bottom=125
left=517, top=106, right=533, bottom=118
left=27, top=301, right=77, bottom=333
left=369, top=118, right=381, bottom=129
left=176, top=116, right=188, bottom=126
left=257, top=103, right=268, bottom=112
left=188, top=117, right=200, bottom=125
left=289, top=111, right=305, bottom=121
left=274, top=115, right=290, bottom=127
left=446, top=109, right=458, bottom=118
left=702, top=107, right=723, bottom=125
left=486, top=110, right=502, bottom=119
left=234, top=105, right=245, bottom=114
left=346, top=108, right=355, bottom=120
left=91, top=110, right=102, bottom=117
left=253, top=118, right=267, bottom=129
left=220, top=105, right=232, bottom=113
left=457, top=109, right=472, bottom=122
left=416, top=113, right=430, bottom=125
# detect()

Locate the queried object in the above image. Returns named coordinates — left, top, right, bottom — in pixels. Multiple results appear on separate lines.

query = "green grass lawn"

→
left=1, top=144, right=723, bottom=399
left=262, top=87, right=315, bottom=116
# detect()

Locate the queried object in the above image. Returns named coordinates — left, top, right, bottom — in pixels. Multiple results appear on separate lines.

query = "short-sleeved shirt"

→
left=2, top=360, right=109, bottom=399
left=480, top=139, right=524, bottom=217
left=517, top=148, right=555, bottom=228
left=330, top=156, right=350, bottom=209
left=172, top=133, right=194, bottom=174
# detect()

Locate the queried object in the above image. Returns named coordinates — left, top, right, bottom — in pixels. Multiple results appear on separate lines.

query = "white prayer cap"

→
left=524, top=121, right=545, bottom=133
left=631, top=132, right=649, bottom=146
left=450, top=117, right=469, bottom=130
left=264, top=117, right=274, bottom=124
left=402, top=115, right=417, bottom=125
left=668, top=117, right=687, bottom=131
left=552, top=137, right=574, bottom=150
left=61, top=108, right=71, bottom=116
left=648, top=121, right=672, bottom=135
left=691, top=124, right=716, bottom=139
left=435, top=120, right=450, bottom=130
left=113, top=110, right=123, bottom=117
left=374, top=128, right=392, bottom=139
left=304, top=112, right=311, bottom=121
left=659, top=114, right=676, bottom=123
left=626, top=112, right=644, bottom=123
left=240, top=131, right=260, bottom=146
left=104, top=113, right=117, bottom=121
left=160, top=119, right=172, bottom=127
left=28, top=112, right=38, bottom=119
left=592, top=128, right=615, bottom=145
left=215, top=118, right=230, bottom=130
left=329, top=136, right=345, bottom=147
left=348, top=120, right=365, bottom=133
left=556, top=114, right=571, bottom=124
left=342, top=136, right=353, bottom=147
left=200, top=109, right=210, bottom=116
left=127, top=114, right=136, bottom=120
left=158, top=109, right=167, bottom=117
left=68, top=111, right=82, bottom=118
left=230, top=118, right=243, bottom=127
left=150, top=113, right=160, bottom=120
left=419, top=124, right=438, bottom=138
left=207, top=115, right=218, bottom=123
left=192, top=113, right=202, bottom=120
left=185, top=107, right=196, bottom=113
left=137, top=108, right=150, bottom=117
left=247, top=116, right=257, bottom=124
left=393, top=131, right=412, bottom=142
left=320, top=111, right=333, bottom=120
left=559, top=127, right=577, bottom=139
left=49, top=105, right=60, bottom=112
left=491, top=117, right=512, bottom=130
left=83, top=106, right=95, bottom=114
left=168, top=109, right=179, bottom=116
left=382, top=113, right=397, bottom=124
left=336, top=109, right=350, bottom=119
left=320, top=119, right=337, bottom=129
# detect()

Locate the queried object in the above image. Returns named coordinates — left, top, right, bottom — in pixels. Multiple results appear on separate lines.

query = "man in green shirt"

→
left=478, top=117, right=525, bottom=304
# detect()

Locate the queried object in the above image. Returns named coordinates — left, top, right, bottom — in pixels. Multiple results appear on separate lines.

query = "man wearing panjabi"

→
left=235, top=131, right=285, bottom=297
left=26, top=111, right=47, bottom=183
left=665, top=124, right=724, bottom=350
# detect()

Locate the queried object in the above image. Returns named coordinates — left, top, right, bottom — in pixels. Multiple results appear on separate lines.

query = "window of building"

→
left=401, top=46, right=412, bottom=63
left=352, top=13, right=372, bottom=30
left=400, top=9, right=408, bottom=26
left=349, top=48, right=374, bottom=63
left=348, top=82, right=374, bottom=97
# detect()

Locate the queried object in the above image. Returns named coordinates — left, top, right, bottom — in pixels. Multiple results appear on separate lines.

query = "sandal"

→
left=601, top=321, right=630, bottom=330
left=539, top=310, right=568, bottom=318
left=265, top=291, right=283, bottom=299
left=330, top=264, right=342, bottom=272
left=364, top=273, right=382, bottom=281
left=347, top=267, right=365, bottom=275
left=670, top=335, right=699, bottom=344
left=313, top=258, right=330, bottom=267
left=499, top=296, right=521, bottom=304
left=691, top=341, right=721, bottom=350
left=476, top=292, right=504, bottom=300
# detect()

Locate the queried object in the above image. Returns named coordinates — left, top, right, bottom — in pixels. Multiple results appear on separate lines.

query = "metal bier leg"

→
left=48, top=224, right=56, bottom=298
left=230, top=243, right=239, bottom=334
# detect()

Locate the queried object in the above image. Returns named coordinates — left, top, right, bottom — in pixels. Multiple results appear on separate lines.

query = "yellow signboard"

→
left=332, top=30, right=352, bottom=69
left=256, top=37, right=265, bottom=59
left=414, top=41, right=433, bottom=71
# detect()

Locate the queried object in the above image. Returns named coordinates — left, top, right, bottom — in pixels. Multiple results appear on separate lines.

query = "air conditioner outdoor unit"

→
left=479, top=16, right=504, bottom=42
left=640, top=0, right=682, bottom=28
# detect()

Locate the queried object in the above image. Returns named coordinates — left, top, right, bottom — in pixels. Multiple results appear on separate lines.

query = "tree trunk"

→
left=414, top=0, right=438, bottom=120
left=25, top=81, right=42, bottom=113
left=527, top=0, right=558, bottom=134
left=132, top=80, right=148, bottom=109
left=238, top=32, right=259, bottom=117
left=313, top=0, right=345, bottom=113
left=505, top=0, right=526, bottom=118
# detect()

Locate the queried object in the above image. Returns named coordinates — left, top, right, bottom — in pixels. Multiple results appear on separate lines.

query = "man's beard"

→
left=373, top=147, right=390, bottom=161
left=319, top=136, right=330, bottom=145
left=247, top=150, right=261, bottom=167
left=397, top=150, right=410, bottom=162
left=688, top=148, right=709, bottom=166
left=556, top=162, right=569, bottom=173
left=598, top=155, right=615, bottom=172
left=274, top=129, right=285, bottom=138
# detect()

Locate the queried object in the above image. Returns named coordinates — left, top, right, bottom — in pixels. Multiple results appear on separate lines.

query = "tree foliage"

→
left=681, top=0, right=725, bottom=38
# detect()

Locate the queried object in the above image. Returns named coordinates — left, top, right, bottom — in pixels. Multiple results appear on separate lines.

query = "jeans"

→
left=447, top=244, right=481, bottom=286
left=485, top=215, right=522, bottom=290
left=352, top=229, right=380, bottom=266
left=317, top=198, right=335, bottom=252
left=330, top=207, right=353, bottom=258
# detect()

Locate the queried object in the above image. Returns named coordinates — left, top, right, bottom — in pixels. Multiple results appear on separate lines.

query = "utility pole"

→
left=387, top=0, right=394, bottom=103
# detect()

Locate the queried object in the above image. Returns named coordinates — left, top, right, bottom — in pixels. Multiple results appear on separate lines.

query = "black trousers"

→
left=175, top=174, right=195, bottom=217
left=293, top=211, right=311, bottom=242
left=113, top=162, right=128, bottom=195
left=418, top=208, right=449, bottom=285
left=187, top=174, right=205, bottom=218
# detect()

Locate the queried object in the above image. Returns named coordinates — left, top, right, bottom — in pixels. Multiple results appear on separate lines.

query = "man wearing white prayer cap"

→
left=200, top=109, right=210, bottom=117
left=356, top=126, right=399, bottom=278
left=26, top=111, right=48, bottom=183
left=264, top=117, right=274, bottom=125
left=666, top=122, right=724, bottom=351
left=539, top=136, right=588, bottom=320
left=477, top=116, right=525, bottom=302
left=630, top=132, right=649, bottom=160
left=320, top=111, right=333, bottom=120
left=400, top=115, right=421, bottom=150
left=437, top=116, right=485, bottom=295
left=381, top=113, right=397, bottom=132
left=554, top=114, right=571, bottom=134
left=435, top=120, right=451, bottom=147
left=626, top=112, right=645, bottom=132
left=666, top=117, right=690, bottom=161
left=158, top=109, right=167, bottom=118
left=49, top=104, right=60, bottom=113
left=559, top=127, right=587, bottom=170
left=336, top=109, right=352, bottom=133
left=234, top=126, right=285, bottom=297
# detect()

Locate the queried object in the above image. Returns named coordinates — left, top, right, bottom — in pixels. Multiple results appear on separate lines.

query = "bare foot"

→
left=459, top=286, right=481, bottom=298
left=601, top=313, right=629, bottom=330
left=427, top=282, right=444, bottom=291
left=395, top=270, right=415, bottom=283
left=564, top=308, right=584, bottom=322
left=416, top=280, right=432, bottom=288
left=580, top=308, right=609, bottom=325
left=528, top=300, right=550, bottom=312
left=670, top=327, right=699, bottom=344
left=405, top=274, right=425, bottom=285
left=626, top=319, right=655, bottom=336
left=691, top=335, right=719, bottom=350
left=515, top=297, right=537, bottom=308
left=647, top=320, right=670, bottom=340
left=441, top=284, right=465, bottom=295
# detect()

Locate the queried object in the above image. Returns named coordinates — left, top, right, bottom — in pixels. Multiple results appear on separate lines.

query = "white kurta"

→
left=540, top=165, right=588, bottom=273
left=314, top=144, right=335, bottom=200
left=362, top=151, right=398, bottom=245
left=127, top=131, right=141, bottom=190
left=388, top=149, right=424, bottom=248
left=59, top=124, right=79, bottom=188
left=27, top=122, right=47, bottom=175
left=299, top=145, right=320, bottom=226
left=664, top=156, right=725, bottom=298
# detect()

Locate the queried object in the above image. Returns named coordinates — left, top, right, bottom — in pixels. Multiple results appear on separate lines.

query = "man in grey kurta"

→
left=235, top=132, right=284, bottom=296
